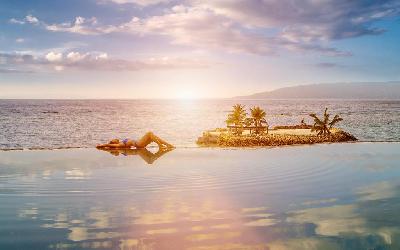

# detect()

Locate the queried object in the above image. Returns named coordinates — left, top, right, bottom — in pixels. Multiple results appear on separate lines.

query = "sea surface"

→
left=0, top=99, right=399, bottom=150
left=1, top=143, right=400, bottom=249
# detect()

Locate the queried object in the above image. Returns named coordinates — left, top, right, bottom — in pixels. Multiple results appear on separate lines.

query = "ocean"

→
left=1, top=99, right=399, bottom=150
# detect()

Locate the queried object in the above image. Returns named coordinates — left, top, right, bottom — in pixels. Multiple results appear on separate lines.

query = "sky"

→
left=0, top=0, right=400, bottom=99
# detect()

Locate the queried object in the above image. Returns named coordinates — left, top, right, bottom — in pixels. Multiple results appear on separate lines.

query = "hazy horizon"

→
left=0, top=81, right=399, bottom=100
left=1, top=0, right=400, bottom=98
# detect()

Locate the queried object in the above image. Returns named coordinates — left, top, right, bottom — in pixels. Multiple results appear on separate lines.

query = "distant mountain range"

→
left=235, top=82, right=400, bottom=99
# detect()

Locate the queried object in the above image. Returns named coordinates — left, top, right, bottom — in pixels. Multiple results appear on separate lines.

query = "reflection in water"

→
left=356, top=181, right=399, bottom=201
left=289, top=204, right=366, bottom=236
left=97, top=147, right=174, bottom=164
left=1, top=143, right=400, bottom=249
left=32, top=182, right=400, bottom=250
left=18, top=204, right=38, bottom=220
left=283, top=180, right=400, bottom=249
left=65, top=168, right=92, bottom=180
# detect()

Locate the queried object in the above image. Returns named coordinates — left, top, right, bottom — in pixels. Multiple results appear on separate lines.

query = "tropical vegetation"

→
left=226, top=104, right=268, bottom=135
left=250, top=106, right=268, bottom=134
left=309, top=108, right=343, bottom=136
left=226, top=104, right=247, bottom=135
left=197, top=105, right=356, bottom=147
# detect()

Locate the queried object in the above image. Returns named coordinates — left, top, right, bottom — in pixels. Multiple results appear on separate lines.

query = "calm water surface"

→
left=1, top=99, right=399, bottom=149
left=1, top=143, right=400, bottom=249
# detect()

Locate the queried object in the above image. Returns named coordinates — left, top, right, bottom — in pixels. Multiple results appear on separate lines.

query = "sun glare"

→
left=176, top=89, right=199, bottom=99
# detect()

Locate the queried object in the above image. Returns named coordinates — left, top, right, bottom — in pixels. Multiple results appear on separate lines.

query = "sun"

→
left=176, top=89, right=199, bottom=99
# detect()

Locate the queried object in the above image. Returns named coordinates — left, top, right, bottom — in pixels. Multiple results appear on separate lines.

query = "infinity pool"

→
left=1, top=143, right=400, bottom=249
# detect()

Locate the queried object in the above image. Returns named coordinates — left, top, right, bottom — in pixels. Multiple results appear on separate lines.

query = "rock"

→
left=197, top=128, right=357, bottom=147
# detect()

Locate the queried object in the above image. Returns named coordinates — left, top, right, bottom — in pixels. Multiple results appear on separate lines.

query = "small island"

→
left=197, top=105, right=357, bottom=147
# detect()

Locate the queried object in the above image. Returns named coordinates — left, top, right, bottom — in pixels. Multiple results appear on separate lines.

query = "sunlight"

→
left=176, top=89, right=199, bottom=99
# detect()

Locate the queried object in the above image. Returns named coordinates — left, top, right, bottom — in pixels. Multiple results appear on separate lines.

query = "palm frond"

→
left=309, top=108, right=343, bottom=137
left=329, top=114, right=343, bottom=128
left=323, top=108, right=330, bottom=125
left=226, top=104, right=248, bottom=134
left=250, top=106, right=267, bottom=129
left=310, top=113, right=323, bottom=126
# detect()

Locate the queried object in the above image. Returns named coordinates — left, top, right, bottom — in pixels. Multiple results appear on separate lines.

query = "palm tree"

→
left=309, top=108, right=343, bottom=136
left=226, top=104, right=247, bottom=135
left=250, top=106, right=268, bottom=134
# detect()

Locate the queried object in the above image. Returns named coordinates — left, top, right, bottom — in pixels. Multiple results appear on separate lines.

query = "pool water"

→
left=1, top=143, right=400, bottom=249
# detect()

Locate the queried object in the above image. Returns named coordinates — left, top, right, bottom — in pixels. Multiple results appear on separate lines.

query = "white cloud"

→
left=12, top=6, right=352, bottom=56
left=66, top=51, right=88, bottom=62
left=74, top=16, right=86, bottom=25
left=96, top=53, right=108, bottom=59
left=16, top=38, right=25, bottom=43
left=119, top=6, right=278, bottom=55
left=45, top=16, right=101, bottom=35
left=10, top=15, right=40, bottom=25
left=97, top=0, right=171, bottom=6
left=199, top=0, right=400, bottom=41
left=9, top=18, right=25, bottom=24
left=25, top=15, right=39, bottom=24
left=9, top=0, right=400, bottom=57
left=45, top=52, right=63, bottom=62
left=0, top=51, right=209, bottom=73
left=117, top=5, right=350, bottom=56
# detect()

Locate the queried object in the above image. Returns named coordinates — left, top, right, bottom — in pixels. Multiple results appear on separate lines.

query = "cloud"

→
left=9, top=0, right=400, bottom=57
left=10, top=15, right=106, bottom=35
left=121, top=5, right=353, bottom=56
left=97, top=0, right=172, bottom=6
left=9, top=15, right=40, bottom=25
left=122, top=6, right=279, bottom=55
left=9, top=18, right=25, bottom=25
left=25, top=14, right=39, bottom=24
left=16, top=38, right=25, bottom=43
left=200, top=0, right=400, bottom=41
left=0, top=52, right=36, bottom=64
left=66, top=51, right=89, bottom=62
left=22, top=6, right=345, bottom=56
left=9, top=9, right=279, bottom=55
left=0, top=68, right=33, bottom=74
left=0, top=51, right=209, bottom=73
left=45, top=52, right=63, bottom=62
left=45, top=17, right=105, bottom=35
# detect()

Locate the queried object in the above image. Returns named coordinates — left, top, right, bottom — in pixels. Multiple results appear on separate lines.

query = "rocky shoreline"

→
left=197, top=128, right=357, bottom=147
